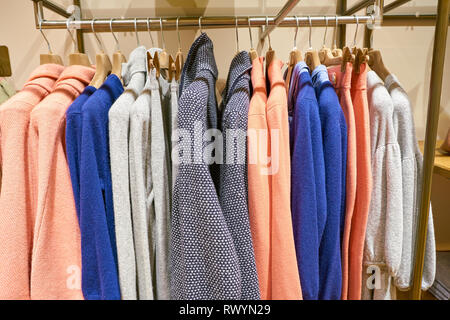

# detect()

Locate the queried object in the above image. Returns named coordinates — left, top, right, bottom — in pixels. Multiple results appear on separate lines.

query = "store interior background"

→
left=1, top=0, right=449, bottom=269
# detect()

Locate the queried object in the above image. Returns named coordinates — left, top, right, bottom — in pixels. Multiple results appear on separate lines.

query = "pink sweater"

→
left=0, top=64, right=64, bottom=299
left=28, top=65, right=94, bottom=300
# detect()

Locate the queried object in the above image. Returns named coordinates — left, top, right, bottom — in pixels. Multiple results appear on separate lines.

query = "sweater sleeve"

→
left=290, top=97, right=320, bottom=300
left=108, top=100, right=137, bottom=300
left=80, top=96, right=121, bottom=300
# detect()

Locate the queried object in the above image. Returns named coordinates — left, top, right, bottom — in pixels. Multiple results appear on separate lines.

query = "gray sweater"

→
left=362, top=71, right=403, bottom=300
left=108, top=46, right=146, bottom=300
left=151, top=70, right=171, bottom=300
left=384, top=74, right=436, bottom=291
left=128, top=50, right=158, bottom=299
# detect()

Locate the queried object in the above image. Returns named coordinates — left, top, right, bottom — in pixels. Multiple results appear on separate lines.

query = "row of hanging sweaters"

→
left=0, top=32, right=436, bottom=300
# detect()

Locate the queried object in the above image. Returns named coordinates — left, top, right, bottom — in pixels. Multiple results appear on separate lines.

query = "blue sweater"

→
left=288, top=62, right=327, bottom=300
left=312, top=65, right=347, bottom=300
left=66, top=86, right=96, bottom=221
left=79, top=75, right=123, bottom=300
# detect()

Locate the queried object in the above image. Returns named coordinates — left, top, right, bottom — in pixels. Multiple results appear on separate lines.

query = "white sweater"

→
left=363, top=71, right=403, bottom=300
left=384, top=74, right=436, bottom=291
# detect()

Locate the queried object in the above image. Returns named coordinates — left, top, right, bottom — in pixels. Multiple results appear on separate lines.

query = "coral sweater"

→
left=28, top=65, right=94, bottom=300
left=265, top=59, right=303, bottom=300
left=327, top=63, right=357, bottom=300
left=0, top=64, right=64, bottom=299
left=348, top=63, right=372, bottom=300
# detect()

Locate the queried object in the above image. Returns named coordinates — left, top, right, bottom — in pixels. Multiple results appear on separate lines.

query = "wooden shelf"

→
left=419, top=140, right=450, bottom=180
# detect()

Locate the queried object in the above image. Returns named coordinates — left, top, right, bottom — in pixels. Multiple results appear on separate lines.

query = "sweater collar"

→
left=221, top=51, right=252, bottom=105
left=55, top=65, right=95, bottom=94
left=251, top=56, right=266, bottom=94
left=122, top=46, right=147, bottom=86
left=180, top=33, right=218, bottom=95
left=23, top=63, right=65, bottom=92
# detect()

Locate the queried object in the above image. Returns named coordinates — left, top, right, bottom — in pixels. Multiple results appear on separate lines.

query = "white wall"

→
left=0, top=0, right=449, bottom=140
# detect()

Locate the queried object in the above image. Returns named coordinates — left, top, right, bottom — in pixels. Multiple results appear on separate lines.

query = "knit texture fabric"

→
left=79, top=74, right=123, bottom=300
left=288, top=62, right=326, bottom=300
left=385, top=74, right=436, bottom=291
left=0, top=64, right=64, bottom=299
left=28, top=65, right=94, bottom=299
left=108, top=45, right=147, bottom=300
left=129, top=68, right=154, bottom=300
left=312, top=64, right=347, bottom=300
left=327, top=63, right=356, bottom=300
left=219, top=51, right=260, bottom=299
left=348, top=63, right=372, bottom=300
left=362, top=71, right=403, bottom=300
left=171, top=33, right=244, bottom=299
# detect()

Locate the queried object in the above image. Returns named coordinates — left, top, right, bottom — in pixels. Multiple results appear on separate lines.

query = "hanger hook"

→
left=176, top=17, right=181, bottom=49
left=353, top=15, right=359, bottom=47
left=91, top=19, right=104, bottom=52
left=147, top=18, right=155, bottom=48
left=247, top=17, right=254, bottom=50
left=308, top=16, right=312, bottom=49
left=39, top=19, right=52, bottom=53
left=199, top=16, right=203, bottom=34
left=293, top=15, right=299, bottom=49
left=134, top=18, right=140, bottom=46
left=66, top=17, right=78, bottom=52
left=323, top=16, right=328, bottom=47
left=333, top=15, right=338, bottom=49
left=159, top=18, right=166, bottom=49
left=109, top=18, right=120, bottom=51
left=370, top=14, right=375, bottom=49
left=235, top=17, right=240, bottom=53
left=265, top=16, right=271, bottom=49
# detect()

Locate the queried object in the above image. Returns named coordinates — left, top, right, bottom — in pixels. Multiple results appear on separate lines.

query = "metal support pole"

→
left=259, top=0, right=300, bottom=41
left=364, top=0, right=384, bottom=49
left=344, top=0, right=374, bottom=16
left=412, top=0, right=450, bottom=300
left=337, top=0, right=347, bottom=48
left=73, top=0, right=84, bottom=53
left=31, top=0, right=70, bottom=18
left=384, top=0, right=411, bottom=13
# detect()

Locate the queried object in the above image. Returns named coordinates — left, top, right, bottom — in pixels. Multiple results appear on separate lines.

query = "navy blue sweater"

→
left=79, top=75, right=123, bottom=300
left=66, top=86, right=96, bottom=221
left=312, top=65, right=347, bottom=300
left=288, top=62, right=327, bottom=300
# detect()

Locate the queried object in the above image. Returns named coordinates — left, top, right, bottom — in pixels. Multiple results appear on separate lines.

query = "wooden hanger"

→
left=354, top=48, right=369, bottom=74
left=285, top=16, right=303, bottom=94
left=66, top=18, right=91, bottom=67
left=305, top=16, right=320, bottom=71
left=174, top=17, right=184, bottom=81
left=158, top=18, right=173, bottom=71
left=247, top=17, right=258, bottom=61
left=340, top=46, right=355, bottom=72
left=319, top=16, right=341, bottom=66
left=264, top=17, right=276, bottom=71
left=109, top=19, right=126, bottom=82
left=89, top=20, right=112, bottom=88
left=148, top=50, right=161, bottom=79
left=39, top=20, right=63, bottom=65
left=367, top=49, right=391, bottom=81
left=331, top=16, right=343, bottom=57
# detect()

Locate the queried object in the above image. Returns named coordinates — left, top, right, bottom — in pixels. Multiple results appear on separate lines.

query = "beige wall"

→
left=1, top=1, right=449, bottom=237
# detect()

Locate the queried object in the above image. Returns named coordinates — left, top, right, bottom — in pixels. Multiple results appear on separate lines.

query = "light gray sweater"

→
left=108, top=46, right=146, bottom=300
left=129, top=66, right=155, bottom=300
left=362, top=71, right=403, bottom=300
left=151, top=70, right=171, bottom=300
left=384, top=74, right=436, bottom=291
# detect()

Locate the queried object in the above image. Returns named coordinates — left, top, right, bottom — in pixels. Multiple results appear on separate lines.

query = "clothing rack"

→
left=30, top=0, right=449, bottom=300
